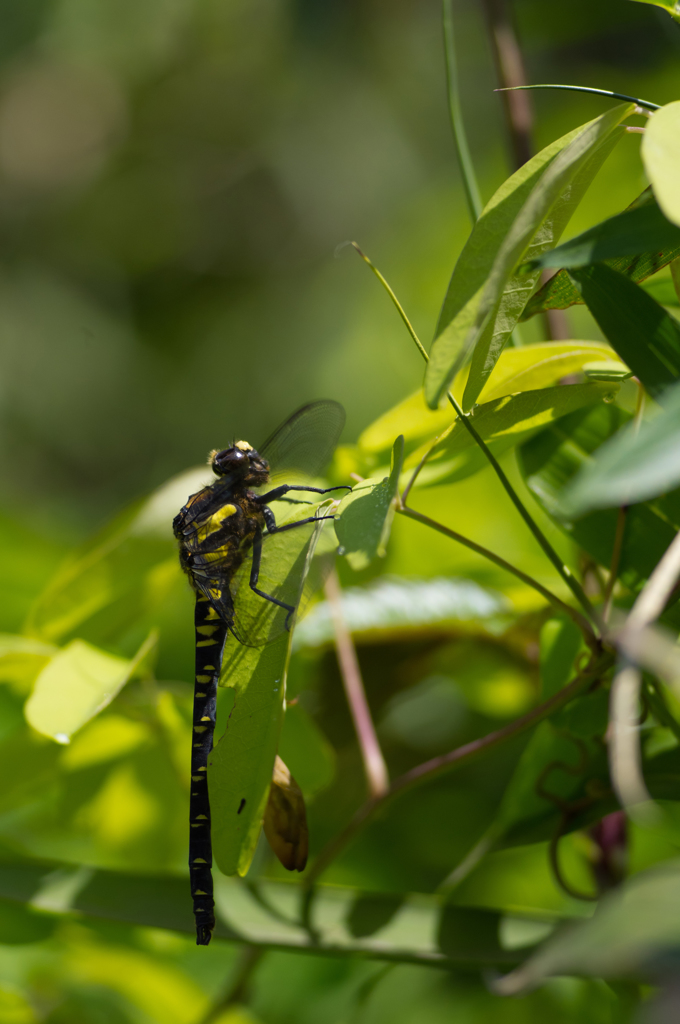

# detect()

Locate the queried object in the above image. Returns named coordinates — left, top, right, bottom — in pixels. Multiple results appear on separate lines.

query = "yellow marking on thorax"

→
left=196, top=625, right=218, bottom=636
left=195, top=503, right=237, bottom=543
left=235, top=440, right=253, bottom=451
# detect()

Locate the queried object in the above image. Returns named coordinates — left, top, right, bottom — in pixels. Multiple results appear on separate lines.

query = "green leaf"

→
left=334, top=436, right=404, bottom=571
left=278, top=702, right=335, bottom=800
left=630, top=0, right=680, bottom=19
left=358, top=394, right=453, bottom=467
left=643, top=101, right=680, bottom=226
left=294, top=576, right=508, bottom=648
left=425, top=103, right=633, bottom=411
left=209, top=635, right=289, bottom=877
left=24, top=631, right=156, bottom=743
left=479, top=341, right=623, bottom=403
left=357, top=342, right=618, bottom=472
left=540, top=618, right=583, bottom=700
left=495, top=859, right=680, bottom=994
left=561, top=380, right=680, bottom=515
left=519, top=403, right=680, bottom=592
left=525, top=200, right=680, bottom=271
left=408, top=382, right=618, bottom=489
left=643, top=275, right=680, bottom=306
left=521, top=248, right=680, bottom=320
left=568, top=264, right=680, bottom=398
left=209, top=502, right=328, bottom=877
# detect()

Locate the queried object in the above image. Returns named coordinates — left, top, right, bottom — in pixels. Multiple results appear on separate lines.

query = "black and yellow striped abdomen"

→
left=174, top=480, right=266, bottom=943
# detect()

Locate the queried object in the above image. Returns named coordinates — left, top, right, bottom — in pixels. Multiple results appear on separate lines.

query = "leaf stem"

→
left=324, top=569, right=389, bottom=799
left=305, top=652, right=611, bottom=886
left=495, top=84, right=660, bottom=112
left=444, top=392, right=600, bottom=627
left=442, top=0, right=483, bottom=222
left=397, top=504, right=597, bottom=647
left=350, top=242, right=601, bottom=632
left=609, top=530, right=680, bottom=818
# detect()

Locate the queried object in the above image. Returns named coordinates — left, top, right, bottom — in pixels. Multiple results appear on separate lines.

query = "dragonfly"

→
left=173, top=400, right=347, bottom=945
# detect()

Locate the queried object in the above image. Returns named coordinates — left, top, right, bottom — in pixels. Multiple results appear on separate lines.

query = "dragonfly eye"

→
left=212, top=447, right=248, bottom=476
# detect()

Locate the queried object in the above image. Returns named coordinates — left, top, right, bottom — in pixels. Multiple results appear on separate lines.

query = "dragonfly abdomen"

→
left=189, top=595, right=228, bottom=945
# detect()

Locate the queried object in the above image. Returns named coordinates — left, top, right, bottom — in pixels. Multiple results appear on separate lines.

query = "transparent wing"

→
left=228, top=500, right=333, bottom=648
left=259, top=400, right=345, bottom=484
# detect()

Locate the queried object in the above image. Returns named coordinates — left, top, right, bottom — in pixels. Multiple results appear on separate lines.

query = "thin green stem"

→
left=603, top=506, right=627, bottom=624
left=305, top=652, right=611, bottom=886
left=443, top=392, right=599, bottom=626
left=442, top=0, right=483, bottom=222
left=351, top=243, right=600, bottom=631
left=351, top=243, right=428, bottom=360
left=398, top=504, right=597, bottom=647
left=495, top=84, right=660, bottom=112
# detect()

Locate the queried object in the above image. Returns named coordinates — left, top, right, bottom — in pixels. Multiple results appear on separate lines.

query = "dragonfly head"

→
left=210, top=441, right=270, bottom=484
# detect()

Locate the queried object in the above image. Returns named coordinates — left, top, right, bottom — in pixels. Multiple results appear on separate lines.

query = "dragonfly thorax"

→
left=210, top=442, right=270, bottom=485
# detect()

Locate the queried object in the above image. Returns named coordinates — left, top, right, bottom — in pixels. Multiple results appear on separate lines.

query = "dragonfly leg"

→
left=249, top=528, right=297, bottom=629
left=254, top=483, right=350, bottom=504
left=261, top=504, right=336, bottom=536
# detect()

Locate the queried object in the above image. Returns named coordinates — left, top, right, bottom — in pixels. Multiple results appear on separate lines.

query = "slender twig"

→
left=609, top=531, right=680, bottom=817
left=442, top=392, right=600, bottom=628
left=480, top=0, right=533, bottom=169
left=603, top=506, right=627, bottom=624
left=495, top=84, right=660, bottom=112
left=197, top=945, right=264, bottom=1024
left=350, top=244, right=600, bottom=632
left=351, top=243, right=428, bottom=360
left=626, top=531, right=680, bottom=632
left=442, top=0, right=483, bottom=222
left=305, top=652, right=610, bottom=886
left=324, top=570, right=389, bottom=798
left=397, top=504, right=597, bottom=647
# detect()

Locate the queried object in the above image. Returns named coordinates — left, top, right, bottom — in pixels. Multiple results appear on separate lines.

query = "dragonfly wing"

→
left=259, top=400, right=345, bottom=484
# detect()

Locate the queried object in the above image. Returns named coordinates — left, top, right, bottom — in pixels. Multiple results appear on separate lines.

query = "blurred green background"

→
left=0, top=0, right=676, bottom=534
left=0, top=0, right=679, bottom=1021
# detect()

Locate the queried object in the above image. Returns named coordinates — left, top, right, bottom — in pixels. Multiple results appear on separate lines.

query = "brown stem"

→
left=540, top=271, right=571, bottom=342
left=324, top=570, right=389, bottom=798
left=480, top=0, right=533, bottom=169
left=305, top=652, right=611, bottom=886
